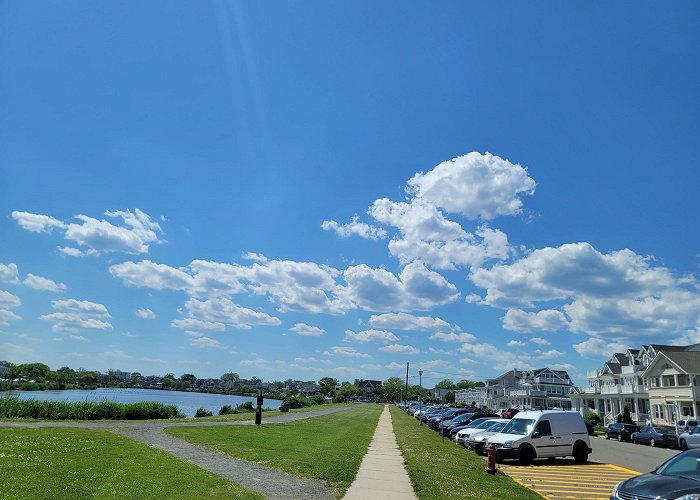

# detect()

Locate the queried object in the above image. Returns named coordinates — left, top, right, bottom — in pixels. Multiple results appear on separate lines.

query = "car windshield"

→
left=476, top=419, right=499, bottom=429
left=656, top=454, right=700, bottom=481
left=465, top=418, right=490, bottom=427
left=486, top=422, right=507, bottom=432
left=501, top=419, right=535, bottom=435
left=450, top=413, right=472, bottom=424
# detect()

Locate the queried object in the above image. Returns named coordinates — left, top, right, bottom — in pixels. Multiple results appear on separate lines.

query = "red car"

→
left=501, top=408, right=519, bottom=419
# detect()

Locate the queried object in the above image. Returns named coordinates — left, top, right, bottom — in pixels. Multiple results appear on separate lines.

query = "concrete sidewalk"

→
left=343, top=405, right=418, bottom=500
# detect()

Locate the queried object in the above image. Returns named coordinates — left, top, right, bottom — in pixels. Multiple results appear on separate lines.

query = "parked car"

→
left=454, top=418, right=507, bottom=445
left=501, top=408, right=519, bottom=419
left=486, top=410, right=591, bottom=464
left=678, top=425, right=700, bottom=450
left=603, top=423, right=640, bottom=442
left=428, top=407, right=470, bottom=430
left=468, top=421, right=510, bottom=454
left=676, top=419, right=699, bottom=435
left=449, top=413, right=500, bottom=440
left=631, top=425, right=677, bottom=448
left=438, top=411, right=475, bottom=436
left=611, top=449, right=700, bottom=500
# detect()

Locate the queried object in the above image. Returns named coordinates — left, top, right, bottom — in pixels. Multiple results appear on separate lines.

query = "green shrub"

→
left=194, top=407, right=213, bottom=418
left=0, top=396, right=184, bottom=420
left=284, top=395, right=311, bottom=409
left=218, top=404, right=235, bottom=415
left=237, top=401, right=254, bottom=411
left=585, top=412, right=602, bottom=425
left=310, top=394, right=326, bottom=406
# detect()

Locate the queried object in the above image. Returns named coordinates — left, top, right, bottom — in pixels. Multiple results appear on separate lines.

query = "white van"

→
left=486, top=410, right=591, bottom=465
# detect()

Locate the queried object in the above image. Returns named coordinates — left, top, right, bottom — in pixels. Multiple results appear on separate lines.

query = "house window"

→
left=653, top=405, right=662, bottom=419
left=677, top=375, right=689, bottom=386
left=662, top=376, right=675, bottom=387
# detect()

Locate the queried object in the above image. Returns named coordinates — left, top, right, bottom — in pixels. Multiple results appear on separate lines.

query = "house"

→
left=455, top=368, right=574, bottom=411
left=493, top=368, right=574, bottom=410
left=574, top=343, right=700, bottom=426
left=356, top=379, right=382, bottom=400
left=642, top=348, right=700, bottom=426
left=455, top=379, right=501, bottom=408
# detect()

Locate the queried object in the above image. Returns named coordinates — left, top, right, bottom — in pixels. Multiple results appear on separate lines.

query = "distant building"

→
left=573, top=343, right=700, bottom=426
left=356, top=380, right=382, bottom=399
left=456, top=368, right=574, bottom=411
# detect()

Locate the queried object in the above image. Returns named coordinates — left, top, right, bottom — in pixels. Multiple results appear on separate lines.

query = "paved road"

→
left=589, top=433, right=678, bottom=473
left=497, top=434, right=681, bottom=499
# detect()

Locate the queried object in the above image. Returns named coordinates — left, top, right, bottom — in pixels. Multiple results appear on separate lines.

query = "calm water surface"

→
left=8, top=388, right=282, bottom=418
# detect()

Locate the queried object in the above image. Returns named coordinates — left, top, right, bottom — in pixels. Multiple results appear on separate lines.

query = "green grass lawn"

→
left=0, top=428, right=263, bottom=500
left=189, top=402, right=348, bottom=422
left=167, top=403, right=383, bottom=497
left=389, top=406, right=543, bottom=500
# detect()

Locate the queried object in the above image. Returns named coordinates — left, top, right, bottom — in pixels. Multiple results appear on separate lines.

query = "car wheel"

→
left=519, top=446, right=534, bottom=466
left=650, top=438, right=656, bottom=447
left=680, top=439, right=688, bottom=451
left=573, top=443, right=589, bottom=463
left=604, top=432, right=609, bottom=440
left=617, top=434, right=623, bottom=442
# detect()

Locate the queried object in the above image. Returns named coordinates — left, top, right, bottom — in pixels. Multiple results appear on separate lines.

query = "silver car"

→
left=678, top=426, right=700, bottom=450
left=467, top=421, right=509, bottom=454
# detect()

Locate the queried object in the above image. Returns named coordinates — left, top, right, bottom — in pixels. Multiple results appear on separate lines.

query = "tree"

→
left=250, top=376, right=262, bottom=385
left=382, top=377, right=404, bottom=402
left=455, top=379, right=484, bottom=390
left=10, top=363, right=51, bottom=382
left=335, top=383, right=360, bottom=403
left=445, top=391, right=456, bottom=403
left=130, top=372, right=143, bottom=386
left=406, top=384, right=428, bottom=401
left=221, top=372, right=240, bottom=384
left=435, top=379, right=456, bottom=390
left=318, top=377, right=338, bottom=398
left=179, top=373, right=196, bottom=387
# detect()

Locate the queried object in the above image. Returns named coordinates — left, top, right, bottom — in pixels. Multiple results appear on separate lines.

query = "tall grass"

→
left=0, top=396, right=184, bottom=420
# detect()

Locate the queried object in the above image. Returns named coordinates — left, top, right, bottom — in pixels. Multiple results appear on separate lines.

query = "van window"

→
left=533, top=420, right=552, bottom=436
left=502, top=418, right=535, bottom=435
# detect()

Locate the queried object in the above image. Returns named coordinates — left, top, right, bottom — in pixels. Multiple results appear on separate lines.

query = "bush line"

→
left=0, top=397, right=184, bottom=420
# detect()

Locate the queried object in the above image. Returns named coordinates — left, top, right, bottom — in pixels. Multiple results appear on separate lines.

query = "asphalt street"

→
left=588, top=433, right=678, bottom=473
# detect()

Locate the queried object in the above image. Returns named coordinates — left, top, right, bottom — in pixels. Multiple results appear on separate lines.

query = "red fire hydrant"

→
left=484, top=443, right=497, bottom=475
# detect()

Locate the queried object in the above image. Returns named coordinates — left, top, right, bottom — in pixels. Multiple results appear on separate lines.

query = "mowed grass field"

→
left=0, top=427, right=263, bottom=500
left=389, top=406, right=542, bottom=500
left=168, top=403, right=383, bottom=497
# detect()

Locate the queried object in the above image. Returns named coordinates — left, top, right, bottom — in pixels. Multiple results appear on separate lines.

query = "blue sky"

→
left=1, top=1, right=699, bottom=387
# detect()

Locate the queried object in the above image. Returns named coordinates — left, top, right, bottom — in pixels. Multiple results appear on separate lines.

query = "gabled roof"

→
left=641, top=350, right=700, bottom=378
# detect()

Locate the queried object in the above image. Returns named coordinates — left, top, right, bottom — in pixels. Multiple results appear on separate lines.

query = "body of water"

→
left=6, top=388, right=282, bottom=418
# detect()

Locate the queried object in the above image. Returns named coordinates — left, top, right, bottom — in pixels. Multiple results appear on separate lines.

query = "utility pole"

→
left=405, top=362, right=409, bottom=410
left=419, top=369, right=423, bottom=426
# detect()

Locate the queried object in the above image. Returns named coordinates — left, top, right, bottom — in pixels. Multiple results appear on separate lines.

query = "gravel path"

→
left=1, top=405, right=355, bottom=499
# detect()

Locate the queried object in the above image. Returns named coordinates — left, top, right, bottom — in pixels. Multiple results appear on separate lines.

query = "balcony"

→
left=601, top=386, right=621, bottom=395
left=507, top=389, right=547, bottom=397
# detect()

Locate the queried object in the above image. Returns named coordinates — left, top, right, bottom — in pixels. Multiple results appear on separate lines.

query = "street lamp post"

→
left=419, top=369, right=423, bottom=426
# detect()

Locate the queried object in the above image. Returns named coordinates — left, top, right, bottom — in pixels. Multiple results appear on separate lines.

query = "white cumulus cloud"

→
left=378, top=343, right=420, bottom=355
left=326, top=346, right=371, bottom=358
left=289, top=323, right=325, bottom=336
left=13, top=209, right=163, bottom=255
left=344, top=329, right=399, bottom=343
left=136, top=308, right=156, bottom=319
left=369, top=312, right=459, bottom=333
left=321, top=215, right=387, bottom=240
left=40, top=299, right=112, bottom=333
left=406, top=152, right=536, bottom=220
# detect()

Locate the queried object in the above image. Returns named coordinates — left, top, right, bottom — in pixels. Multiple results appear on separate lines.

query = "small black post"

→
left=255, top=389, right=263, bottom=425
